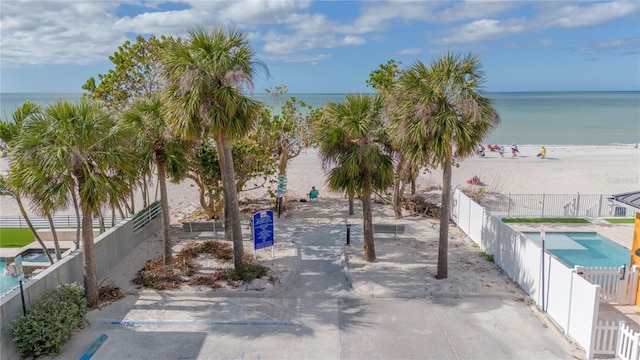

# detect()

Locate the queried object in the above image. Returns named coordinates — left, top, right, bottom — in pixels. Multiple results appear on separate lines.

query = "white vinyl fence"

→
left=480, top=193, right=636, bottom=218
left=452, top=189, right=602, bottom=359
left=579, top=265, right=639, bottom=305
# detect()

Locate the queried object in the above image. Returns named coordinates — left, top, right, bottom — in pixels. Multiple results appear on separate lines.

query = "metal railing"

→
left=132, top=201, right=162, bottom=231
left=480, top=193, right=637, bottom=218
left=0, top=214, right=124, bottom=229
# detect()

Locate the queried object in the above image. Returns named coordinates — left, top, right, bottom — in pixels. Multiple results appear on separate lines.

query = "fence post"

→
left=576, top=193, right=581, bottom=217
left=507, top=193, right=511, bottom=217
left=598, top=194, right=603, bottom=218
left=541, top=194, right=546, bottom=217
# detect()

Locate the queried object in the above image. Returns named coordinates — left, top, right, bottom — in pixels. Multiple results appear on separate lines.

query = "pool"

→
left=0, top=248, right=70, bottom=296
left=523, top=232, right=630, bottom=268
left=18, top=248, right=68, bottom=263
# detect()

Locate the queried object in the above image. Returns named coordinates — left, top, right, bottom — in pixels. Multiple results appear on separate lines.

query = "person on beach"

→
left=537, top=146, right=546, bottom=159
left=309, top=186, right=319, bottom=202
left=477, top=144, right=485, bottom=157
left=511, top=144, right=519, bottom=157
left=499, top=146, right=505, bottom=158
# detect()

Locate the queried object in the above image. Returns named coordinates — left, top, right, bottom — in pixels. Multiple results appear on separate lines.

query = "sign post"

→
left=15, top=255, right=26, bottom=315
left=540, top=225, right=546, bottom=312
left=252, top=210, right=275, bottom=259
left=276, top=175, right=287, bottom=219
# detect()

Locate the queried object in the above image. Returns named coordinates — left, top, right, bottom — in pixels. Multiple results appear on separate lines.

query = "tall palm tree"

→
left=121, top=94, right=188, bottom=266
left=0, top=102, right=55, bottom=263
left=317, top=93, right=394, bottom=262
left=163, top=26, right=267, bottom=270
left=394, top=52, right=500, bottom=279
left=0, top=175, right=53, bottom=264
left=12, top=99, right=136, bottom=308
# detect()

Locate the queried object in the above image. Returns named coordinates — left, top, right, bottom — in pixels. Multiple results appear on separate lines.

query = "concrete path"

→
left=47, top=223, right=581, bottom=360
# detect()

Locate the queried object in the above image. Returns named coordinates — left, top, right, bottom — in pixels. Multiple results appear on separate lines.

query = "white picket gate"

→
left=617, top=322, right=640, bottom=360
left=594, top=320, right=619, bottom=356
left=579, top=266, right=638, bottom=305
left=592, top=321, right=640, bottom=360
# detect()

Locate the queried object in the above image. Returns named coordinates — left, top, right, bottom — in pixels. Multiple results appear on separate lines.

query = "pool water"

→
left=524, top=232, right=630, bottom=268
left=0, top=260, right=20, bottom=295
left=19, top=248, right=63, bottom=262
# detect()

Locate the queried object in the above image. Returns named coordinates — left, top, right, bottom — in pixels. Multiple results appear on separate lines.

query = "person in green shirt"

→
left=309, top=186, right=319, bottom=202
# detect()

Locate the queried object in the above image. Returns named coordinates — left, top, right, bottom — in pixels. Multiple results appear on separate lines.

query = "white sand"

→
left=1, top=145, right=638, bottom=219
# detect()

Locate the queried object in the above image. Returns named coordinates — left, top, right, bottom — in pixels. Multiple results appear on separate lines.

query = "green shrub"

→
left=11, top=282, right=87, bottom=358
left=225, top=264, right=269, bottom=282
left=479, top=251, right=495, bottom=262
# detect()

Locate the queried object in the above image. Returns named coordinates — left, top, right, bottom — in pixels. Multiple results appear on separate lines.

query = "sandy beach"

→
left=1, top=144, right=639, bottom=220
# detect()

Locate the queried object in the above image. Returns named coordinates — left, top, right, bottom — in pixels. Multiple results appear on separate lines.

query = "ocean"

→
left=1, top=92, right=638, bottom=146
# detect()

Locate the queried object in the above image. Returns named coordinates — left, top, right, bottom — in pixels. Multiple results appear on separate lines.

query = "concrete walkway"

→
left=38, top=218, right=585, bottom=360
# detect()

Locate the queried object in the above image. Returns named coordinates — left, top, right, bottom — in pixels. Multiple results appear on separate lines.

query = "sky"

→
left=1, top=0, right=639, bottom=94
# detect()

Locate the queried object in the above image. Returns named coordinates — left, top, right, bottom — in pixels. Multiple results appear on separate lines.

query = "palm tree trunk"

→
left=362, top=170, right=376, bottom=262
left=157, top=161, right=173, bottom=266
left=142, top=176, right=149, bottom=208
left=75, top=173, right=99, bottom=308
left=16, top=197, right=54, bottom=264
left=46, top=213, right=62, bottom=260
left=392, top=178, right=403, bottom=219
left=348, top=194, right=355, bottom=215
left=71, top=190, right=81, bottom=250
left=81, top=205, right=99, bottom=308
left=217, top=137, right=233, bottom=243
left=362, top=189, right=376, bottom=262
left=436, top=152, right=453, bottom=279
left=218, top=135, right=245, bottom=269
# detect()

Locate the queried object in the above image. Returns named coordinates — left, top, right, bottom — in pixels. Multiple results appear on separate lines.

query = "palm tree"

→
left=12, top=99, right=136, bottom=308
left=0, top=175, right=54, bottom=264
left=0, top=102, right=55, bottom=263
left=393, top=52, right=500, bottom=279
left=121, top=94, right=188, bottom=266
left=163, top=26, right=267, bottom=270
left=316, top=93, right=394, bottom=262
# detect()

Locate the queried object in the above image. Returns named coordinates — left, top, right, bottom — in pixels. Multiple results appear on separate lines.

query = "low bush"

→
left=11, top=282, right=87, bottom=358
left=479, top=251, right=495, bottom=262
left=225, top=264, right=269, bottom=282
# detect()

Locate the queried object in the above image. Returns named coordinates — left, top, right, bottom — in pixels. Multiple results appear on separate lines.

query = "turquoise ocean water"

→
left=1, top=92, right=638, bottom=146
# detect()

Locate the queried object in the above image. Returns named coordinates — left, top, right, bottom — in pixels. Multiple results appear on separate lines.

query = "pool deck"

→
left=0, top=241, right=77, bottom=259
left=507, top=218, right=635, bottom=250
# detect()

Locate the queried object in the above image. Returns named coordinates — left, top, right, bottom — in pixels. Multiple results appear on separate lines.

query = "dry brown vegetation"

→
left=132, top=239, right=271, bottom=291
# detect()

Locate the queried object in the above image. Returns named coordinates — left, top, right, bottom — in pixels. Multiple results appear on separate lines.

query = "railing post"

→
left=541, top=194, right=545, bottom=217
left=598, top=194, right=603, bottom=218
left=576, top=193, right=581, bottom=217
left=507, top=193, right=511, bottom=217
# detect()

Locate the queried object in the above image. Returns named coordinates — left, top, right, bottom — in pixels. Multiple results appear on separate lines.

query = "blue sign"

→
left=252, top=210, right=274, bottom=250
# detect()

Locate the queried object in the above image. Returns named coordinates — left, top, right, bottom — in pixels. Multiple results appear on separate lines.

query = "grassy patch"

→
left=479, top=251, right=495, bottom=262
left=0, top=228, right=36, bottom=247
left=501, top=218, right=589, bottom=224
left=604, top=218, right=636, bottom=224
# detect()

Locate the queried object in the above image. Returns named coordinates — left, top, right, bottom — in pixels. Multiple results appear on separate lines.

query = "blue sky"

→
left=1, top=0, right=639, bottom=94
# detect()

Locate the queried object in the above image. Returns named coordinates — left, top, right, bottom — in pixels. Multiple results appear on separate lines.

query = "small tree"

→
left=316, top=93, right=394, bottom=262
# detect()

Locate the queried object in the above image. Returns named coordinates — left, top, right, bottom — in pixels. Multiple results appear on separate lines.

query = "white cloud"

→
left=343, top=35, right=366, bottom=46
left=1, top=1, right=126, bottom=66
left=540, top=1, right=640, bottom=28
left=398, top=48, right=422, bottom=55
left=354, top=1, right=438, bottom=32
left=439, top=19, right=524, bottom=44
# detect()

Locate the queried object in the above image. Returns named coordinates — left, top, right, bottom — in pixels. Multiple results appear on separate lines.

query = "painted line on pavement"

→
left=79, top=333, right=108, bottom=360
left=111, top=320, right=296, bottom=326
